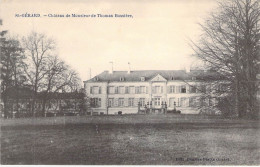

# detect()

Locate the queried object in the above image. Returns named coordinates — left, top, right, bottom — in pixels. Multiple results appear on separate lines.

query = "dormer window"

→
left=141, top=77, right=145, bottom=81
left=94, top=77, right=99, bottom=81
left=120, top=77, right=125, bottom=81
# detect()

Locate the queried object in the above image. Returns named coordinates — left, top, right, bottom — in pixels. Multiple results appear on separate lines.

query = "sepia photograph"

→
left=0, top=0, right=259, bottom=165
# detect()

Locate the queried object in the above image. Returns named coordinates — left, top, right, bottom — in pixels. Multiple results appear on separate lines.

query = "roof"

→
left=2, top=86, right=84, bottom=99
left=38, top=92, right=85, bottom=99
left=84, top=70, right=224, bottom=82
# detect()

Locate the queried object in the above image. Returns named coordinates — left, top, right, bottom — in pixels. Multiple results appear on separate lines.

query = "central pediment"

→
left=150, top=74, right=167, bottom=82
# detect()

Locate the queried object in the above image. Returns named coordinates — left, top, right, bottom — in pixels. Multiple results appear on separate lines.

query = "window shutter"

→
left=90, top=87, right=93, bottom=94
left=99, top=87, right=102, bottom=94
left=186, top=98, right=189, bottom=107
left=185, top=86, right=189, bottom=93
left=176, top=86, right=180, bottom=93
left=152, top=86, right=155, bottom=93
left=98, top=98, right=101, bottom=107
left=115, top=87, right=118, bottom=94
left=125, top=86, right=129, bottom=94
left=161, top=86, right=163, bottom=93
left=134, top=98, right=138, bottom=106
left=112, top=99, right=115, bottom=107
left=167, top=86, right=170, bottom=93
left=114, top=98, right=118, bottom=107
left=125, top=98, right=128, bottom=107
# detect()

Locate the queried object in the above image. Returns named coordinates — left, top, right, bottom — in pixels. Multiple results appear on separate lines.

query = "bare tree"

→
left=22, top=32, right=55, bottom=115
left=40, top=55, right=81, bottom=115
left=191, top=0, right=260, bottom=118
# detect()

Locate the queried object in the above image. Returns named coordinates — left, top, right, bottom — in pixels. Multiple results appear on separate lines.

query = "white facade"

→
left=84, top=71, right=216, bottom=115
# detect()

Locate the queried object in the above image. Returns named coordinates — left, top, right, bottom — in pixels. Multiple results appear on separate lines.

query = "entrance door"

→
left=153, top=97, right=161, bottom=108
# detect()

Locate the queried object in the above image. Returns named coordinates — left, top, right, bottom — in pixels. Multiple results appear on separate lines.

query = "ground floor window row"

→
left=91, top=97, right=216, bottom=108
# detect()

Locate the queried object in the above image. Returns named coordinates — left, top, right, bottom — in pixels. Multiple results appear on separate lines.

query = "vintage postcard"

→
left=0, top=0, right=259, bottom=165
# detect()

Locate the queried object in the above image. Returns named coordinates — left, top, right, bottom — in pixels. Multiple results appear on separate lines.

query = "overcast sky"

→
left=0, top=0, right=217, bottom=82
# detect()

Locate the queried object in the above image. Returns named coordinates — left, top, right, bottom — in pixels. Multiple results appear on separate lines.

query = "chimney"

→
left=127, top=62, right=131, bottom=74
left=109, top=62, right=113, bottom=74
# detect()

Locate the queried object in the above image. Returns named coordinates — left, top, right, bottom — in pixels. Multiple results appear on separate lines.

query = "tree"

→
left=40, top=55, right=81, bottom=115
left=22, top=32, right=56, bottom=115
left=191, top=0, right=260, bottom=118
left=0, top=29, right=25, bottom=118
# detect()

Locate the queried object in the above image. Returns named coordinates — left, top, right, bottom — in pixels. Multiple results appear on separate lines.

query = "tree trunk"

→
left=42, top=99, right=47, bottom=117
left=3, top=96, right=8, bottom=118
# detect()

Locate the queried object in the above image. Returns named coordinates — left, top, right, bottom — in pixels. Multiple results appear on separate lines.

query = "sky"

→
left=0, top=0, right=218, bottom=83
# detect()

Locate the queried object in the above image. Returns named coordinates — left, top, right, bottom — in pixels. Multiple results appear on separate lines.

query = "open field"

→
left=1, top=114, right=259, bottom=165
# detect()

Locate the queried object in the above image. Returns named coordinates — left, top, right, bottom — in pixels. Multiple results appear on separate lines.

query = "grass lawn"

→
left=1, top=114, right=259, bottom=165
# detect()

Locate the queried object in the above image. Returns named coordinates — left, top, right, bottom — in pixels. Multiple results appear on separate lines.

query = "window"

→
left=115, top=87, right=119, bottom=94
left=128, top=98, right=134, bottom=107
left=139, top=98, right=145, bottom=107
left=108, top=98, right=114, bottom=107
left=141, top=77, right=145, bottom=81
left=169, top=98, right=175, bottom=107
left=120, top=77, right=125, bottom=81
left=135, top=87, right=140, bottom=94
left=181, top=85, right=186, bottom=93
left=169, top=86, right=175, bottom=93
left=91, top=86, right=99, bottom=94
left=129, top=86, right=135, bottom=94
left=180, top=97, right=188, bottom=107
left=153, top=86, right=162, bottom=94
left=125, top=86, right=129, bottom=94
left=119, top=86, right=124, bottom=94
left=118, top=98, right=124, bottom=107
left=153, top=98, right=161, bottom=106
left=140, top=86, right=146, bottom=94
left=91, top=98, right=101, bottom=108
left=200, top=85, right=206, bottom=93
left=200, top=97, right=206, bottom=106
left=176, top=98, right=180, bottom=106
left=109, top=86, right=115, bottom=94
left=189, top=86, right=196, bottom=93
left=189, top=97, right=196, bottom=107
left=217, top=85, right=224, bottom=92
